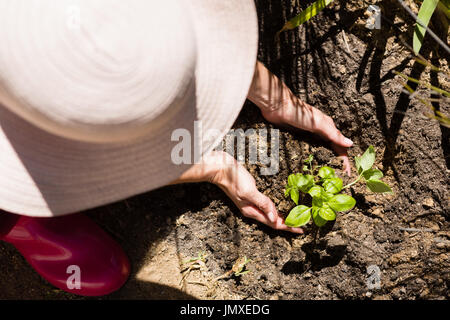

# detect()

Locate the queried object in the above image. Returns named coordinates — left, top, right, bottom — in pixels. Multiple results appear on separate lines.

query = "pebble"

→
left=371, top=208, right=384, bottom=219
left=422, top=197, right=434, bottom=208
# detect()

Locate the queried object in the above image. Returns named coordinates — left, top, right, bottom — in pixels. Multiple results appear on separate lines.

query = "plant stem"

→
left=343, top=173, right=363, bottom=189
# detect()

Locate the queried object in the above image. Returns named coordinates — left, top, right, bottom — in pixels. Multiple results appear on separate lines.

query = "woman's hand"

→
left=248, top=61, right=353, bottom=175
left=173, top=151, right=303, bottom=234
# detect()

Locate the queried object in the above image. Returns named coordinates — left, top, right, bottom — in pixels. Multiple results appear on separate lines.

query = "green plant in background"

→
left=394, top=62, right=450, bottom=128
left=413, top=0, right=450, bottom=54
left=284, top=146, right=392, bottom=228
left=276, top=0, right=334, bottom=38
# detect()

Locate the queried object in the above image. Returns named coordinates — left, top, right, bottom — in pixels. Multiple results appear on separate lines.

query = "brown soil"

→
left=1, top=0, right=448, bottom=300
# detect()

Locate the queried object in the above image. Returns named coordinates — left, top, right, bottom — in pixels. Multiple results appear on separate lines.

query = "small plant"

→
left=214, top=256, right=251, bottom=282
left=284, top=146, right=392, bottom=228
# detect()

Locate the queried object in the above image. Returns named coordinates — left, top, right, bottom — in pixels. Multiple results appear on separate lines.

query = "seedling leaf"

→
left=290, top=188, right=300, bottom=205
left=323, top=177, right=343, bottom=194
left=366, top=180, right=393, bottom=193
left=304, top=154, right=314, bottom=164
left=355, top=156, right=362, bottom=174
left=358, top=146, right=376, bottom=172
left=284, top=187, right=291, bottom=198
left=285, top=205, right=311, bottom=227
left=296, top=174, right=315, bottom=193
left=318, top=166, right=336, bottom=179
left=308, top=185, right=323, bottom=198
left=328, top=194, right=356, bottom=212
left=288, top=174, right=299, bottom=187
left=362, top=168, right=384, bottom=181
left=318, top=207, right=336, bottom=221
left=312, top=207, right=327, bottom=227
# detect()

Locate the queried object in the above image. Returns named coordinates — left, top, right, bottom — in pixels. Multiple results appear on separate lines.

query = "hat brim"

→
left=0, top=0, right=258, bottom=217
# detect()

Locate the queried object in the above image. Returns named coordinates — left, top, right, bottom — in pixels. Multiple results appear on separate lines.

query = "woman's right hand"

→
left=210, top=151, right=303, bottom=234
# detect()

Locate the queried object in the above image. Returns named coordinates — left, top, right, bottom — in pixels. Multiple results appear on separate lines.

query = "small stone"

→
left=304, top=272, right=312, bottom=279
left=371, top=208, right=384, bottom=218
left=435, top=241, right=449, bottom=249
left=365, top=291, right=372, bottom=298
left=429, top=223, right=440, bottom=231
left=338, top=65, right=346, bottom=74
left=420, top=288, right=429, bottom=298
left=422, top=197, right=434, bottom=208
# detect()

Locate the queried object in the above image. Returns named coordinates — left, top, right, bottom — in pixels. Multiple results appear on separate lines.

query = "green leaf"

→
left=322, top=192, right=335, bottom=201
left=285, top=205, right=311, bottom=227
left=288, top=174, right=299, bottom=187
left=328, top=194, right=356, bottom=212
left=290, top=188, right=300, bottom=205
left=304, top=154, right=314, bottom=164
left=323, top=177, right=343, bottom=194
left=308, top=185, right=324, bottom=198
left=355, top=156, right=362, bottom=174
left=277, top=0, right=334, bottom=36
left=366, top=179, right=393, bottom=193
left=312, top=196, right=324, bottom=208
left=358, top=145, right=376, bottom=173
left=318, top=166, right=335, bottom=179
left=302, top=165, right=308, bottom=171
left=318, top=207, right=336, bottom=221
left=312, top=207, right=327, bottom=227
left=284, top=187, right=291, bottom=198
left=296, top=174, right=315, bottom=193
left=413, top=0, right=439, bottom=55
left=362, top=168, right=384, bottom=181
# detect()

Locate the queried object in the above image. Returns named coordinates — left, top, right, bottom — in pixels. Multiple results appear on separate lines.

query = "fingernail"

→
left=344, top=138, right=353, bottom=146
left=267, top=211, right=275, bottom=222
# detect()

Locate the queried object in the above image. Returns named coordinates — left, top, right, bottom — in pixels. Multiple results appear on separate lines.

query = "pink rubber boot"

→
left=0, top=210, right=130, bottom=296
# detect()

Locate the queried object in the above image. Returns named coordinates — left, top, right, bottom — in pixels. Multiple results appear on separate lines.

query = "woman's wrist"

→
left=171, top=151, right=234, bottom=186
left=247, top=61, right=292, bottom=113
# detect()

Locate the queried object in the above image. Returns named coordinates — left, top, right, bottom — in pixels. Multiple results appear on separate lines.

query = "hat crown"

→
left=0, top=0, right=196, bottom=143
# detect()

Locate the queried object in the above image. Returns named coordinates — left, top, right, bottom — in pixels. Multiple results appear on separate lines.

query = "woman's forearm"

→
left=170, top=151, right=233, bottom=185
left=247, top=61, right=297, bottom=112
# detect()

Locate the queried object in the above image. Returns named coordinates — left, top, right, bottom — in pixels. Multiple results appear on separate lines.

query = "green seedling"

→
left=214, top=256, right=251, bottom=282
left=284, top=146, right=392, bottom=228
left=180, top=251, right=208, bottom=286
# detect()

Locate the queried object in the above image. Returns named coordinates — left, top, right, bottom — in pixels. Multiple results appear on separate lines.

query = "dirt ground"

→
left=1, top=0, right=449, bottom=300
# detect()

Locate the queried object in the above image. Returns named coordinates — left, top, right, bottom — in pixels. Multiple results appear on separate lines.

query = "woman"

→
left=0, top=0, right=352, bottom=296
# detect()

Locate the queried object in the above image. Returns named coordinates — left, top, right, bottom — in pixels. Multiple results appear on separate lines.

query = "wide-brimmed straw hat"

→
left=0, top=0, right=258, bottom=217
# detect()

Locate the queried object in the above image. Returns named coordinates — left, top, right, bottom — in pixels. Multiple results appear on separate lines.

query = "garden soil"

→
left=1, top=0, right=448, bottom=300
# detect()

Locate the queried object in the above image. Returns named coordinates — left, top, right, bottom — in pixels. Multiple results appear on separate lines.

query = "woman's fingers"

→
left=241, top=204, right=303, bottom=234
left=332, top=144, right=352, bottom=176
left=252, top=192, right=278, bottom=224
